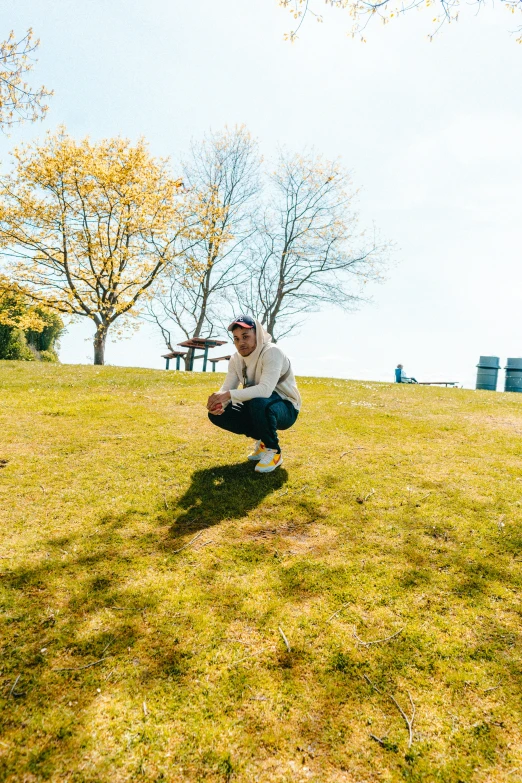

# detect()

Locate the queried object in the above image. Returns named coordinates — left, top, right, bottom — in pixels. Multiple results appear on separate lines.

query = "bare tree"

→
left=235, top=150, right=388, bottom=341
left=146, top=125, right=260, bottom=367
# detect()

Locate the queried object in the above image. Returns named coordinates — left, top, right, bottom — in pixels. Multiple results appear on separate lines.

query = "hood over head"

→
left=241, top=319, right=272, bottom=366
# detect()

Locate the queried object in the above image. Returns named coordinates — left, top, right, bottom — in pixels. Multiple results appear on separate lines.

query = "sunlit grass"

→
left=1, top=361, right=521, bottom=782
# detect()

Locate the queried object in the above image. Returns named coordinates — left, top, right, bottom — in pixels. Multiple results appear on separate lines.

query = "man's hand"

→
left=207, top=390, right=231, bottom=413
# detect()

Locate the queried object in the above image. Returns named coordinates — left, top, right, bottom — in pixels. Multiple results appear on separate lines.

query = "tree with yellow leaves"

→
left=0, top=129, right=190, bottom=364
left=0, top=274, right=46, bottom=332
left=279, top=0, right=522, bottom=42
left=0, top=28, right=52, bottom=130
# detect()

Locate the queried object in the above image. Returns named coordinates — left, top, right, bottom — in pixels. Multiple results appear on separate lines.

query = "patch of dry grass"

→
left=0, top=362, right=521, bottom=782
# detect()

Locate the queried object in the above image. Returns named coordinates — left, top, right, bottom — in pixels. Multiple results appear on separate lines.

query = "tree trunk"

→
left=184, top=296, right=208, bottom=370
left=93, top=324, right=108, bottom=365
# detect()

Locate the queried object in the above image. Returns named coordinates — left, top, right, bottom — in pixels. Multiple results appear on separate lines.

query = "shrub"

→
left=0, top=326, right=35, bottom=361
left=39, top=349, right=59, bottom=363
left=0, top=283, right=64, bottom=361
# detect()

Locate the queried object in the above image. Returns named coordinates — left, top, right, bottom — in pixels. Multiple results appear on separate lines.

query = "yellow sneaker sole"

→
left=255, top=454, right=283, bottom=473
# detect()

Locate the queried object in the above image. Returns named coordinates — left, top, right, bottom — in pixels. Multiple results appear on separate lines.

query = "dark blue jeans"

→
left=208, top=393, right=298, bottom=452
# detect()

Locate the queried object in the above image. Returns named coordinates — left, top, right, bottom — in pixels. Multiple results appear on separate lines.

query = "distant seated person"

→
left=395, top=363, right=418, bottom=384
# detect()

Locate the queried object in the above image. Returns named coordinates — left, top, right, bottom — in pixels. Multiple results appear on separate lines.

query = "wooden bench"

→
left=208, top=355, right=231, bottom=372
left=162, top=351, right=187, bottom=371
left=417, top=382, right=458, bottom=387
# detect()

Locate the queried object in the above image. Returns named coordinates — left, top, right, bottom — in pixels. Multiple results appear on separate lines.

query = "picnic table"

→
left=176, top=337, right=227, bottom=371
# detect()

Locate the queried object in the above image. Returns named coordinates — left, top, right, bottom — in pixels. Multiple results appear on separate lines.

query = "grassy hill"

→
left=1, top=362, right=521, bottom=783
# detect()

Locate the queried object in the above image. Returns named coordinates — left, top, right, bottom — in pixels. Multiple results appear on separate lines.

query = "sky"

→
left=1, top=0, right=521, bottom=388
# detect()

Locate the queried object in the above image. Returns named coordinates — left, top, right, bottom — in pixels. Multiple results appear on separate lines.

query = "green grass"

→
left=0, top=361, right=521, bottom=782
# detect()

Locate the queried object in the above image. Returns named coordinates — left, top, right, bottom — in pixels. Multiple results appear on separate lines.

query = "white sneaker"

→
left=255, top=448, right=283, bottom=474
left=247, top=440, right=265, bottom=461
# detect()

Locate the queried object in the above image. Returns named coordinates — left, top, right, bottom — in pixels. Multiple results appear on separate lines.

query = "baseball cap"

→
left=227, top=314, right=256, bottom=330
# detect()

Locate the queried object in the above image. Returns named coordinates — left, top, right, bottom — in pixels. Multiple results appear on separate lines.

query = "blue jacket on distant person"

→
left=395, top=364, right=417, bottom=383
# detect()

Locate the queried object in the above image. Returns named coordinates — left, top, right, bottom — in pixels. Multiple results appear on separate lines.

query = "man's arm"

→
left=229, top=348, right=285, bottom=404
left=207, top=358, right=240, bottom=413
left=218, top=359, right=240, bottom=394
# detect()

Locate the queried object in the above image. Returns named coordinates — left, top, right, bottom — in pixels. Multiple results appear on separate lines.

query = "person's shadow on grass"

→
left=167, top=461, right=288, bottom=539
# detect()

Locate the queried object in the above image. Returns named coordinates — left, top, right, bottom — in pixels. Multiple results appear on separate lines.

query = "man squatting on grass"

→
left=206, top=315, right=301, bottom=474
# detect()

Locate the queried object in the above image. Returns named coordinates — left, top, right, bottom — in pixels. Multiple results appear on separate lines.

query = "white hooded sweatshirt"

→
left=219, top=320, right=301, bottom=411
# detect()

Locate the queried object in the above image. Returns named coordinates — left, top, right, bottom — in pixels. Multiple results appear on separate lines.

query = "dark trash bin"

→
left=476, top=356, right=500, bottom=391
left=504, top=358, right=522, bottom=393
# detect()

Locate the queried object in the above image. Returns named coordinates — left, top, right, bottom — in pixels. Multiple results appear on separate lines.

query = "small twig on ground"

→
left=9, top=674, right=22, bottom=698
left=484, top=682, right=503, bottom=693
left=340, top=448, right=365, bottom=458
left=172, top=530, right=204, bottom=554
left=53, top=656, right=111, bottom=672
left=278, top=625, right=291, bottom=653
left=389, top=691, right=415, bottom=748
left=354, top=627, right=404, bottom=647
left=162, top=492, right=169, bottom=510
left=40, top=485, right=46, bottom=493
left=327, top=602, right=350, bottom=622
left=364, top=675, right=415, bottom=746
left=363, top=674, right=383, bottom=695
left=356, top=489, right=375, bottom=504
left=369, top=733, right=388, bottom=747
left=100, top=639, right=114, bottom=657
left=182, top=519, right=204, bottom=527
left=276, top=484, right=309, bottom=498
left=142, top=700, right=148, bottom=717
